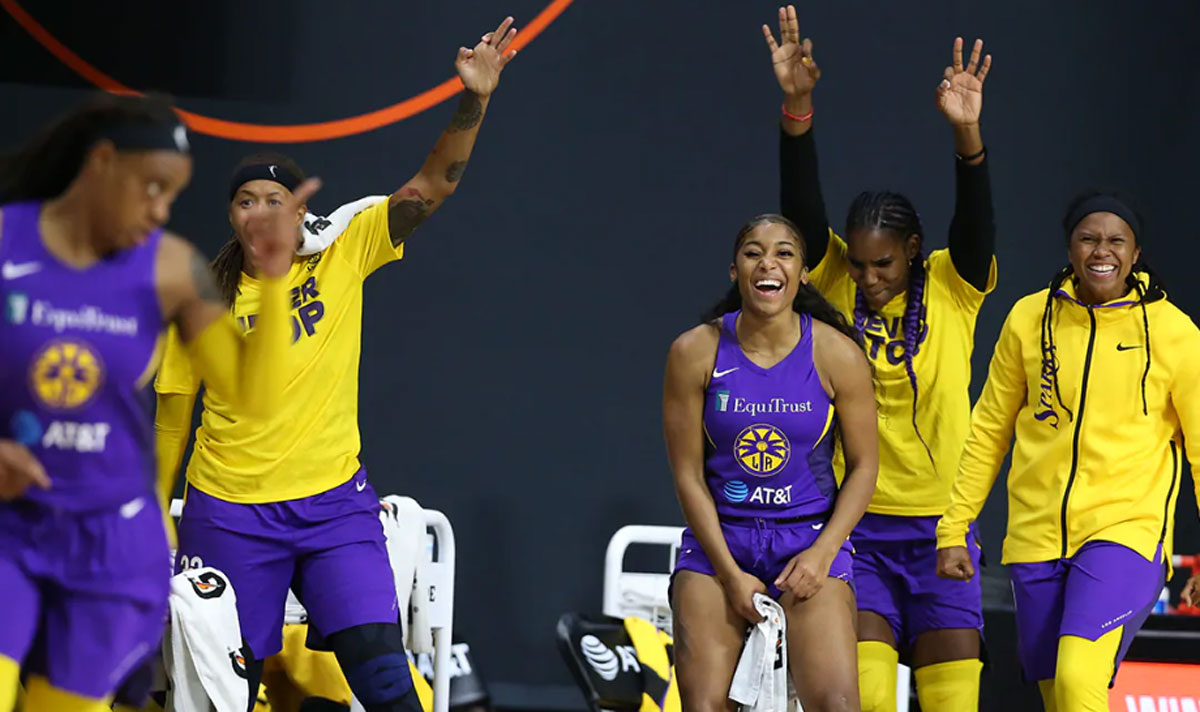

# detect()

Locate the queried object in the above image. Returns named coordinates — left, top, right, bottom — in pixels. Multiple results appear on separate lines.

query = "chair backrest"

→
left=556, top=612, right=646, bottom=712
left=602, top=525, right=684, bottom=631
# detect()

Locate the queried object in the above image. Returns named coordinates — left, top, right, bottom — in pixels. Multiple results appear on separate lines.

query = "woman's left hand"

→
left=775, top=545, right=834, bottom=601
left=458, top=17, right=519, bottom=98
left=937, top=37, right=991, bottom=126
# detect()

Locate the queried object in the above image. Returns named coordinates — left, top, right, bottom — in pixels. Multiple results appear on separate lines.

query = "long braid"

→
left=845, top=191, right=934, bottom=468
left=209, top=238, right=244, bottom=307
left=901, top=254, right=934, bottom=468
left=1128, top=269, right=1155, bottom=416
left=1041, top=266, right=1075, bottom=423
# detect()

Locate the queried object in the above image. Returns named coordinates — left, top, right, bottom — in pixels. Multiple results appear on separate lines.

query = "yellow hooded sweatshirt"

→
left=937, top=273, right=1200, bottom=569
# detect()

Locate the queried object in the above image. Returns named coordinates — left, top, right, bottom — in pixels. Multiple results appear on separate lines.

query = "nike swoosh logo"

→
left=120, top=497, right=146, bottom=520
left=1116, top=343, right=1141, bottom=351
left=712, top=367, right=739, bottom=378
left=811, top=522, right=824, bottom=531
left=2, top=261, right=41, bottom=280
left=356, top=480, right=367, bottom=492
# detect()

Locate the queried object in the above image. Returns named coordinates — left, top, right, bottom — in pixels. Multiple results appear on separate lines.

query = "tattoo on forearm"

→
left=449, top=93, right=483, bottom=132
left=445, top=160, right=468, bottom=183
left=388, top=196, right=433, bottom=247
left=189, top=250, right=223, bottom=306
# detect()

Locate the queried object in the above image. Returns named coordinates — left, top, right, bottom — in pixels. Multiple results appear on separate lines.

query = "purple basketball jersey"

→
left=703, top=311, right=837, bottom=518
left=0, top=201, right=165, bottom=511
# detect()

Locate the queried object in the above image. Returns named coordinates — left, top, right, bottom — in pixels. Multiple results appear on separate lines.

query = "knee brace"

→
left=913, top=658, right=982, bottom=712
left=857, top=641, right=899, bottom=712
left=327, top=623, right=421, bottom=712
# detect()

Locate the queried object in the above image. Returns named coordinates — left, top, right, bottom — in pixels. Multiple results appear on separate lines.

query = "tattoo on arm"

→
left=449, top=93, right=483, bottom=132
left=189, top=249, right=223, bottom=306
left=389, top=188, right=434, bottom=247
left=445, top=160, right=468, bottom=183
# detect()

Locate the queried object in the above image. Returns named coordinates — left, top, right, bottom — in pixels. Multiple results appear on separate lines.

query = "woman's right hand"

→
left=936, top=546, right=976, bottom=581
left=0, top=439, right=49, bottom=501
left=762, top=5, right=820, bottom=100
left=721, top=569, right=768, bottom=623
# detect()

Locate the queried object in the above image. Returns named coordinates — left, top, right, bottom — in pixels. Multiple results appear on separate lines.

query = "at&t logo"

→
left=724, top=480, right=794, bottom=506
left=579, top=635, right=640, bottom=682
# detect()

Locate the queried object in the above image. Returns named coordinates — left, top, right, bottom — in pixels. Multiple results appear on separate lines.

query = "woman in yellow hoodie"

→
left=936, top=191, right=1200, bottom=712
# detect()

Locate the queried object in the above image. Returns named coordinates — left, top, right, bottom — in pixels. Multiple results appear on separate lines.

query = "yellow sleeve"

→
left=153, top=325, right=200, bottom=396
left=1168, top=315, right=1200, bottom=516
left=155, top=391, right=194, bottom=548
left=928, top=248, right=997, bottom=313
left=185, top=277, right=288, bottom=419
left=808, top=229, right=848, bottom=295
left=937, top=303, right=1028, bottom=549
left=334, top=199, right=403, bottom=278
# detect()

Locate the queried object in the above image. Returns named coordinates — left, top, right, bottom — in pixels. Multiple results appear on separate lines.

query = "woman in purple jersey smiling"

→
left=664, top=214, right=878, bottom=711
left=0, top=93, right=302, bottom=712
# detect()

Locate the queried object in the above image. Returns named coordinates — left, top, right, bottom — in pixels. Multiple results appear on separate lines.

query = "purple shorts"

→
left=674, top=515, right=854, bottom=599
left=850, top=513, right=984, bottom=650
left=175, top=469, right=398, bottom=658
left=1009, top=540, right=1164, bottom=683
left=0, top=495, right=170, bottom=700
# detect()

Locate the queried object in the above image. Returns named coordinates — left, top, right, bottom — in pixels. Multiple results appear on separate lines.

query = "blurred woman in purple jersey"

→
left=0, top=93, right=300, bottom=712
left=663, top=214, right=878, bottom=711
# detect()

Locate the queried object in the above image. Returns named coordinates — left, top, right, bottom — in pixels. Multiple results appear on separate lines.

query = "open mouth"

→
left=754, top=278, right=784, bottom=298
left=1086, top=263, right=1118, bottom=279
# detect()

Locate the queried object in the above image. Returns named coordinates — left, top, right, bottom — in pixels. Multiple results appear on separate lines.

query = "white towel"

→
left=164, top=567, right=248, bottom=712
left=730, top=593, right=797, bottom=712
left=379, top=495, right=434, bottom=654
left=296, top=195, right=388, bottom=256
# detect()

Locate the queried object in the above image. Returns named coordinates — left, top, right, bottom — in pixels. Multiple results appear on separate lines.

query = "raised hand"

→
left=459, top=17, right=518, bottom=98
left=937, top=37, right=991, bottom=126
left=763, top=5, right=820, bottom=98
left=245, top=178, right=322, bottom=279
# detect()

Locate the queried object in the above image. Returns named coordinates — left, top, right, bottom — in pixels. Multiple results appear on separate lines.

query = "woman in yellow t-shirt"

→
left=155, top=19, right=518, bottom=712
left=764, top=7, right=996, bottom=710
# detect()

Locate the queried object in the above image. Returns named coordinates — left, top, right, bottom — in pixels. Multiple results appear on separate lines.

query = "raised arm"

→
left=386, top=17, right=518, bottom=248
left=663, top=325, right=765, bottom=623
left=764, top=5, right=831, bottom=267
left=775, top=323, right=877, bottom=600
left=937, top=37, right=995, bottom=291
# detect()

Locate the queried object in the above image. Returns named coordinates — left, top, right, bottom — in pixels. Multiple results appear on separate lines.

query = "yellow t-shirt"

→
left=155, top=200, right=400, bottom=503
left=810, top=231, right=996, bottom=516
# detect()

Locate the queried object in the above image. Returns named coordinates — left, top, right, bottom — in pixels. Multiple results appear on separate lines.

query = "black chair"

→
left=556, top=612, right=650, bottom=711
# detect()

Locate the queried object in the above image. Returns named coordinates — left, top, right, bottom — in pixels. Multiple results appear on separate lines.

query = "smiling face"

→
left=1068, top=211, right=1141, bottom=304
left=730, top=221, right=807, bottom=318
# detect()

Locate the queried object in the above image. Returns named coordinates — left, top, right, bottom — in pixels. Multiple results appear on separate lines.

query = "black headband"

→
left=96, top=120, right=189, bottom=153
left=228, top=162, right=302, bottom=201
left=1065, top=195, right=1141, bottom=241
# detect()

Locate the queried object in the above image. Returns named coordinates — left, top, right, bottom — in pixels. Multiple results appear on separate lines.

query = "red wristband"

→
left=782, top=102, right=814, bottom=123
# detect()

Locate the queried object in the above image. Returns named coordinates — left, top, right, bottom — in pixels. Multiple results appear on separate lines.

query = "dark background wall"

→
left=2, top=1, right=1198, bottom=707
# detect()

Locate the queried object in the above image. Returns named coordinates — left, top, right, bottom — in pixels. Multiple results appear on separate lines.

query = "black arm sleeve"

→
left=946, top=152, right=996, bottom=291
left=780, top=127, right=832, bottom=268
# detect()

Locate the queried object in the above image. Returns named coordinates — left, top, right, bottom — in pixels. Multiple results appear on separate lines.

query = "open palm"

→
left=457, top=16, right=518, bottom=98
left=937, top=37, right=991, bottom=126
left=763, top=5, right=820, bottom=97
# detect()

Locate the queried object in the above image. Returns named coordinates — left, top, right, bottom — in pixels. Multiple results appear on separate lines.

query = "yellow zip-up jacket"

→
left=937, top=275, right=1200, bottom=568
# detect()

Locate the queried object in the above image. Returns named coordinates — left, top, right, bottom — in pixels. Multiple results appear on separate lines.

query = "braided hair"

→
left=1042, top=191, right=1164, bottom=419
left=702, top=214, right=860, bottom=345
left=211, top=152, right=306, bottom=306
left=845, top=191, right=934, bottom=469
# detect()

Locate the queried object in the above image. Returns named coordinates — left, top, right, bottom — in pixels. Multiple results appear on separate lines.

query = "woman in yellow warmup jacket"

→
left=937, top=191, right=1200, bottom=712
